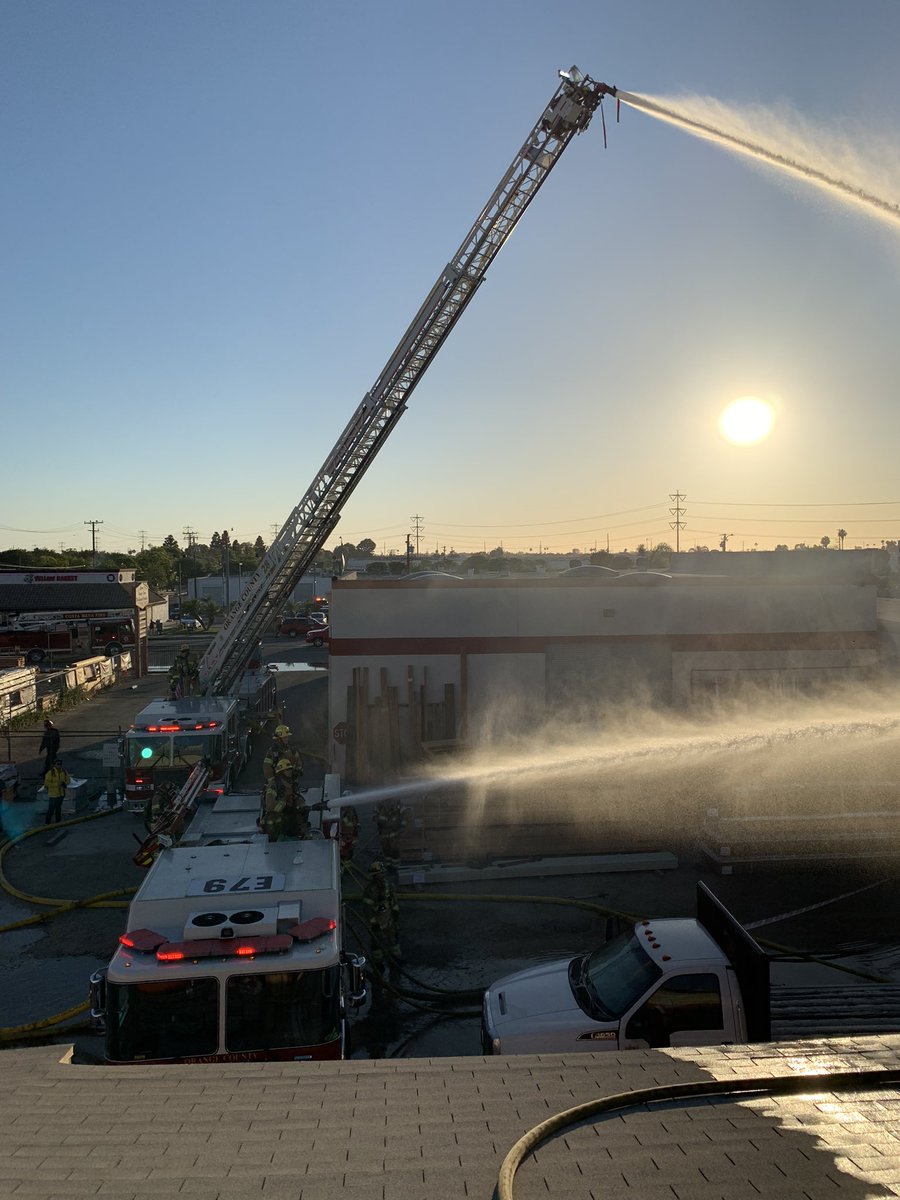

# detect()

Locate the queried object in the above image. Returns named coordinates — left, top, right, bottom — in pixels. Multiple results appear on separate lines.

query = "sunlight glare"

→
left=719, top=396, right=775, bottom=445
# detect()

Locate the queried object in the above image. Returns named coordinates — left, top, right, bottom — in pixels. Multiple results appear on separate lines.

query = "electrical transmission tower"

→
left=411, top=514, right=425, bottom=556
left=669, top=491, right=686, bottom=553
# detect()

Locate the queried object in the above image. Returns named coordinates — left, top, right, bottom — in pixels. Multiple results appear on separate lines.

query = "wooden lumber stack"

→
left=344, top=665, right=457, bottom=783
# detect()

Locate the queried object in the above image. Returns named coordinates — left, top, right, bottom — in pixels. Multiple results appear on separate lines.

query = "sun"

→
left=718, top=396, right=775, bottom=445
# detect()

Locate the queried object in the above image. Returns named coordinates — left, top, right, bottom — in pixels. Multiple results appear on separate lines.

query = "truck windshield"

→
left=225, top=967, right=341, bottom=1052
left=580, top=932, right=662, bottom=1019
left=172, top=733, right=220, bottom=768
left=106, top=978, right=218, bottom=1062
left=127, top=737, right=170, bottom=768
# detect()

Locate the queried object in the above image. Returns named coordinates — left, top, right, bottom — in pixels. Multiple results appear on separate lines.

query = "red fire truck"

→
left=0, top=614, right=136, bottom=663
left=90, top=826, right=366, bottom=1063
left=123, top=670, right=276, bottom=812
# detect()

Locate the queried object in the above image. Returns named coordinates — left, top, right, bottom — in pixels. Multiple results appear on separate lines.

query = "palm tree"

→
left=837, top=528, right=847, bottom=549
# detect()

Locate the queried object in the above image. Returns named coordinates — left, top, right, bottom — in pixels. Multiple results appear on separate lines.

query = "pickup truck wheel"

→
left=26, top=648, right=45, bottom=664
left=312, top=636, right=324, bottom=647
left=104, top=642, right=122, bottom=656
left=288, top=630, right=297, bottom=638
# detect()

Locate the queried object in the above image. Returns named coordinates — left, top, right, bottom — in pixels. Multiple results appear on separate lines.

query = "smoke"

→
left=616, top=90, right=900, bottom=230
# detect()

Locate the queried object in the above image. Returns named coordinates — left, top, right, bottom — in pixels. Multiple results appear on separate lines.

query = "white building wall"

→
left=328, top=576, right=881, bottom=778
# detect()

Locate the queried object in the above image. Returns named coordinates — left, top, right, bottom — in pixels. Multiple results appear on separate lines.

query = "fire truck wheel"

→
left=104, top=642, right=122, bottom=656
left=26, top=649, right=45, bottom=664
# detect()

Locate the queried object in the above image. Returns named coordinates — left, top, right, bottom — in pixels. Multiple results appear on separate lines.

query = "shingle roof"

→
left=1, top=1035, right=899, bottom=1200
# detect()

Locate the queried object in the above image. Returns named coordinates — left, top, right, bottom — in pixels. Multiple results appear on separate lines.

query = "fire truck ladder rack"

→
left=132, top=763, right=212, bottom=867
left=198, top=67, right=615, bottom=698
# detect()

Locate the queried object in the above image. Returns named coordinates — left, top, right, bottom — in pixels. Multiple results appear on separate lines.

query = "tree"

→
left=134, top=546, right=178, bottom=590
left=253, top=535, right=267, bottom=559
left=357, top=538, right=376, bottom=555
left=820, top=535, right=831, bottom=550
left=199, top=598, right=218, bottom=628
left=837, top=528, right=847, bottom=549
left=162, top=534, right=181, bottom=556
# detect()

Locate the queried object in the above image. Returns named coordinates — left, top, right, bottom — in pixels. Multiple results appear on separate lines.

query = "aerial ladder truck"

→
left=197, top=66, right=616, bottom=699
left=104, top=65, right=617, bottom=1067
left=124, top=68, right=615, bottom=809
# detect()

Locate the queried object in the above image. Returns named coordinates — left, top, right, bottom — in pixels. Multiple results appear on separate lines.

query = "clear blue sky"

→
left=3, top=0, right=900, bottom=557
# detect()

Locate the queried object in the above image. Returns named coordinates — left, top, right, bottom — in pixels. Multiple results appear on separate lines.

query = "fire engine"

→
left=91, top=800, right=365, bottom=1064
left=0, top=614, right=136, bottom=664
left=123, top=670, right=276, bottom=812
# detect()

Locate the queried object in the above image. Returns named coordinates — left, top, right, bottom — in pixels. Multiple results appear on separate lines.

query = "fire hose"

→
left=497, top=1067, right=900, bottom=1200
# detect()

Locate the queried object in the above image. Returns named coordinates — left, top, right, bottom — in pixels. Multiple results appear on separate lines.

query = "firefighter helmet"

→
left=275, top=724, right=291, bottom=738
left=275, top=757, right=294, bottom=774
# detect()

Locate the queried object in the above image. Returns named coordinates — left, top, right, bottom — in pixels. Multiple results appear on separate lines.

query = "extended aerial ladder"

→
left=199, top=66, right=616, bottom=696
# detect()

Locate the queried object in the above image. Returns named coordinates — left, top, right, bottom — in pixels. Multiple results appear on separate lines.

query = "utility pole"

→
left=406, top=536, right=413, bottom=575
left=222, top=530, right=231, bottom=609
left=669, top=491, right=686, bottom=554
left=411, top=514, right=424, bottom=556
left=139, top=529, right=147, bottom=552
left=84, top=519, right=103, bottom=566
left=183, top=527, right=197, bottom=598
left=719, top=533, right=732, bottom=552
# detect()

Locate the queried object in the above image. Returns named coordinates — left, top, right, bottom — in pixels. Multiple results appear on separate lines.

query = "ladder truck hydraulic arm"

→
left=199, top=66, right=616, bottom=697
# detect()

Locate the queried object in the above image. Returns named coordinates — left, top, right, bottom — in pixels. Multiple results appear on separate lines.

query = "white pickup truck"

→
left=482, top=883, right=900, bottom=1055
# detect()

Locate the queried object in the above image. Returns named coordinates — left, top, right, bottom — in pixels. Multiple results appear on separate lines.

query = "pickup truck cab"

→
left=483, top=884, right=770, bottom=1055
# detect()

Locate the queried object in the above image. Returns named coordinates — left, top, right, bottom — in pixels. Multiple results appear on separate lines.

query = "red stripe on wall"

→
left=331, top=631, right=880, bottom=656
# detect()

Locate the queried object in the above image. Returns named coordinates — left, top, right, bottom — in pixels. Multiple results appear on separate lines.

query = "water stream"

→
left=344, top=690, right=900, bottom=818
left=616, top=89, right=900, bottom=229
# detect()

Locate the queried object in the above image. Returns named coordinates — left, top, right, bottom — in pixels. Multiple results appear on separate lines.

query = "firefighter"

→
left=260, top=778, right=283, bottom=842
left=263, top=724, right=303, bottom=784
left=261, top=758, right=308, bottom=841
left=362, top=860, right=400, bottom=967
left=374, top=800, right=409, bottom=872
left=145, top=781, right=177, bottom=830
left=338, top=805, right=360, bottom=865
left=167, top=645, right=199, bottom=700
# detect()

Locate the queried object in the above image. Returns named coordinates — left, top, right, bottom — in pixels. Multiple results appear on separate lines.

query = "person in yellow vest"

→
left=43, top=759, right=70, bottom=825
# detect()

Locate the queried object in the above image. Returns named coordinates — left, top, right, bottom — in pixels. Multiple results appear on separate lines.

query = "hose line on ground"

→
left=497, top=1067, right=900, bottom=1200
left=0, top=806, right=135, bottom=912
left=0, top=1001, right=91, bottom=1043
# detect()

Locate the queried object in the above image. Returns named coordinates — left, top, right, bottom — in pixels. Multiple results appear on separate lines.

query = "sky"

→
left=3, top=0, right=900, bottom=559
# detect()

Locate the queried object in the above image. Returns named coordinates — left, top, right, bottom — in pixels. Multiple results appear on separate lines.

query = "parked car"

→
left=305, top=625, right=330, bottom=648
left=278, top=616, right=321, bottom=637
left=180, top=616, right=204, bottom=630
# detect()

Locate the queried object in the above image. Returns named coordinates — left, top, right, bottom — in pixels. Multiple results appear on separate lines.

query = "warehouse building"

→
left=327, top=561, right=885, bottom=782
